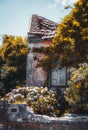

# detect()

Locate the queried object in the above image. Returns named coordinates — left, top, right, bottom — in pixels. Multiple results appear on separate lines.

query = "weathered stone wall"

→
left=0, top=121, right=88, bottom=130
left=0, top=100, right=88, bottom=130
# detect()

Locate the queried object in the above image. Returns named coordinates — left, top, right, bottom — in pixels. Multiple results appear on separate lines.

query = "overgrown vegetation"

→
left=0, top=35, right=29, bottom=96
left=52, top=0, right=88, bottom=66
left=33, top=0, right=88, bottom=88
left=64, top=63, right=88, bottom=114
left=0, top=0, right=88, bottom=116
left=2, top=86, right=63, bottom=117
left=32, top=0, right=88, bottom=114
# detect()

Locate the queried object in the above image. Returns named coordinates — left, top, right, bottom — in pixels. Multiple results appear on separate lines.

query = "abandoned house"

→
left=27, top=14, right=67, bottom=90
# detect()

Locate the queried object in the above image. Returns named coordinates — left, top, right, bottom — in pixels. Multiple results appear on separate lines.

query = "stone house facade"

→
left=27, top=14, right=67, bottom=89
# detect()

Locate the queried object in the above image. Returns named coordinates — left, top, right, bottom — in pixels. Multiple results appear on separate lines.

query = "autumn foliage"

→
left=3, top=86, right=61, bottom=117
left=64, top=63, right=88, bottom=114
left=52, top=0, right=88, bottom=66
left=0, top=35, right=28, bottom=96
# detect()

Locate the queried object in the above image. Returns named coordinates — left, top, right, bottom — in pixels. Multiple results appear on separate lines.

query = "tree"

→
left=35, top=0, right=88, bottom=87
left=36, top=0, right=88, bottom=114
left=52, top=0, right=88, bottom=66
left=51, top=0, right=88, bottom=114
left=0, top=35, right=29, bottom=96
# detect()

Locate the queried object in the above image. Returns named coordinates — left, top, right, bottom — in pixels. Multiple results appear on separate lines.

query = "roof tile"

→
left=29, top=14, right=58, bottom=38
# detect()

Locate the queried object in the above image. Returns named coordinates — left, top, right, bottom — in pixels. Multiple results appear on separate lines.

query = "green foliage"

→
left=3, top=86, right=61, bottom=117
left=0, top=35, right=29, bottom=96
left=64, top=63, right=88, bottom=114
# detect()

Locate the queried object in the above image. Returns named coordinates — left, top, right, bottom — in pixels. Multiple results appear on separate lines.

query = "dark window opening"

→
left=11, top=108, right=17, bottom=113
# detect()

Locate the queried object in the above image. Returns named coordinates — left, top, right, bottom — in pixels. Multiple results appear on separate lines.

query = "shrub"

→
left=3, top=86, right=60, bottom=117
left=27, top=87, right=60, bottom=117
left=64, top=63, right=88, bottom=114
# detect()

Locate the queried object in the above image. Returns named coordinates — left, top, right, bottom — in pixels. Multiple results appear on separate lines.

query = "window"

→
left=11, top=108, right=17, bottom=113
left=59, top=68, right=66, bottom=85
left=51, top=67, right=66, bottom=86
left=9, top=107, right=19, bottom=114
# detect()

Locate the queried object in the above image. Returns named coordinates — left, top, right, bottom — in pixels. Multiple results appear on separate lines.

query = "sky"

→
left=0, top=0, right=77, bottom=44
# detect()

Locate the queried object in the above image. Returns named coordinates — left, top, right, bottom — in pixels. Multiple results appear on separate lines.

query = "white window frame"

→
left=51, top=67, right=66, bottom=86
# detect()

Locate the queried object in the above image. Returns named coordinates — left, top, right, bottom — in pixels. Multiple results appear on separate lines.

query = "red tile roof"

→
left=29, top=15, right=58, bottom=39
